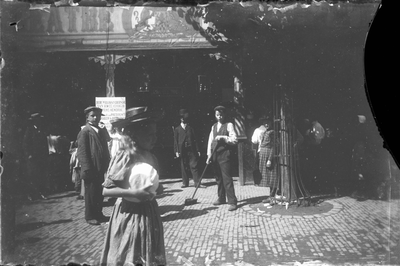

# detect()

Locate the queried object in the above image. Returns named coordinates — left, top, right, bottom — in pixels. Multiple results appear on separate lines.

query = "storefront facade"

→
left=1, top=0, right=389, bottom=260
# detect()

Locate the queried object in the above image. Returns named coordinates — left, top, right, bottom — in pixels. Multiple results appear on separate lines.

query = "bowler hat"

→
left=29, top=112, right=44, bottom=120
left=259, top=115, right=271, bottom=124
left=111, top=106, right=163, bottom=128
left=179, top=109, right=189, bottom=118
left=214, top=105, right=226, bottom=112
left=84, top=106, right=104, bottom=115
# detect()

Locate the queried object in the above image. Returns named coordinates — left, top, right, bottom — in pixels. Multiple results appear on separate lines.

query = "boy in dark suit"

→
left=174, top=109, right=204, bottom=188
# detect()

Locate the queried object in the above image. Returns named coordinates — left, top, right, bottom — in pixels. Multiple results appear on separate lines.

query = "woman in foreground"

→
left=100, top=107, right=166, bottom=266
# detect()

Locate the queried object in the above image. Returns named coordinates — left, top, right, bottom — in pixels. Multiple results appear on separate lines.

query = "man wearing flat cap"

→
left=77, top=106, right=111, bottom=225
left=206, top=105, right=238, bottom=211
left=174, top=109, right=204, bottom=188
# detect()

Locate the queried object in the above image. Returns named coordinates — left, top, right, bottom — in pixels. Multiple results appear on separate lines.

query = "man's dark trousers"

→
left=180, top=147, right=199, bottom=186
left=84, top=174, right=104, bottom=221
left=212, top=150, right=237, bottom=205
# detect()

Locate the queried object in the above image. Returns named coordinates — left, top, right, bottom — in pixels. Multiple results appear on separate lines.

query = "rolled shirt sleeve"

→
left=251, top=128, right=260, bottom=144
left=207, top=127, right=214, bottom=157
left=226, top=123, right=237, bottom=145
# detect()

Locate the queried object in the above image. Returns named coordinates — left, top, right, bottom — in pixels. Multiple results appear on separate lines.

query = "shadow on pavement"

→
left=16, top=219, right=73, bottom=233
left=162, top=189, right=183, bottom=193
left=155, top=193, right=176, bottom=200
left=15, top=237, right=42, bottom=245
left=159, top=179, right=181, bottom=185
left=159, top=204, right=218, bottom=221
left=159, top=204, right=184, bottom=215
left=202, top=181, right=217, bottom=187
left=161, top=209, right=212, bottom=222
left=47, top=192, right=78, bottom=200
left=237, top=196, right=268, bottom=208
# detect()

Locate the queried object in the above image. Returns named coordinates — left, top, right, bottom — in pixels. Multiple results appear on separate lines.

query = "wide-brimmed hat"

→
left=111, top=106, right=163, bottom=128
left=84, top=106, right=104, bottom=115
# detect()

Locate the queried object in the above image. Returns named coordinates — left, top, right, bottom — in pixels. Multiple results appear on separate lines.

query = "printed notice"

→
left=95, top=97, right=126, bottom=130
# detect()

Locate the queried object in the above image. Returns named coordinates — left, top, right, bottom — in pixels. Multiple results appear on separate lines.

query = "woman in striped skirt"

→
left=258, top=118, right=279, bottom=203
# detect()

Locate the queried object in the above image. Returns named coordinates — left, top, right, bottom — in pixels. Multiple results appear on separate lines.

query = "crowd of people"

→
left=20, top=102, right=389, bottom=266
left=20, top=104, right=245, bottom=265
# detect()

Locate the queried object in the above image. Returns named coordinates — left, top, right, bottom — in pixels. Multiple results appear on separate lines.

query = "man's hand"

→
left=215, top=136, right=227, bottom=142
left=266, top=160, right=272, bottom=168
left=206, top=156, right=212, bottom=164
left=175, top=152, right=180, bottom=158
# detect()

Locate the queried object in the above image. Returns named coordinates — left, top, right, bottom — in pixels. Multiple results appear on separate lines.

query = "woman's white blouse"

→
left=123, top=162, right=159, bottom=202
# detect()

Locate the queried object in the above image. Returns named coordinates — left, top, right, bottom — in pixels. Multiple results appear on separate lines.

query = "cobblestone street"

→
left=6, top=178, right=400, bottom=266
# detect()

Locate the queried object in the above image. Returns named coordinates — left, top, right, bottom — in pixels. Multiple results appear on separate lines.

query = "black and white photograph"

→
left=0, top=0, right=398, bottom=265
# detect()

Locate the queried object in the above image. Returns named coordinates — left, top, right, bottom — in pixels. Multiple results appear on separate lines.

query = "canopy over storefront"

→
left=11, top=4, right=214, bottom=51
left=8, top=1, right=380, bottom=52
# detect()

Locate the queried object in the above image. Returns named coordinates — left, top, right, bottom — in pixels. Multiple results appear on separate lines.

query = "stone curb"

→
left=241, top=200, right=343, bottom=219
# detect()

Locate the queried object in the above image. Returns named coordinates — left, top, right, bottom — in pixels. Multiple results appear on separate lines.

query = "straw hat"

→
left=110, top=106, right=163, bottom=128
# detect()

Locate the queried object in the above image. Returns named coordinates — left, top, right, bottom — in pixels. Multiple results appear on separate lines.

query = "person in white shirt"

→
left=109, top=125, right=123, bottom=158
left=251, top=116, right=270, bottom=186
left=206, top=106, right=238, bottom=211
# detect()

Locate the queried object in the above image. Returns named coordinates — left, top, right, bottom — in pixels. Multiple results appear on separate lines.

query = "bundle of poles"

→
left=273, top=86, right=311, bottom=207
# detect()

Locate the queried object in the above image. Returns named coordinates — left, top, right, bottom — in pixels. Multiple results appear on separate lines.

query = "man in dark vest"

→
left=77, top=106, right=111, bottom=225
left=174, top=109, right=205, bottom=188
left=206, top=106, right=238, bottom=211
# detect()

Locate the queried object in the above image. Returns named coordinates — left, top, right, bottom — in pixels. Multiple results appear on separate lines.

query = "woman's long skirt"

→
left=259, top=146, right=278, bottom=189
left=100, top=198, right=166, bottom=266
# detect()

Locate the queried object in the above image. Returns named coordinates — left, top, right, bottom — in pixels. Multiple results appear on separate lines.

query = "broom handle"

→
left=190, top=143, right=219, bottom=199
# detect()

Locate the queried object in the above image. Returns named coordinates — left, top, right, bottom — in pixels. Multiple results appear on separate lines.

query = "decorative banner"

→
left=95, top=97, right=126, bottom=130
left=16, top=6, right=212, bottom=51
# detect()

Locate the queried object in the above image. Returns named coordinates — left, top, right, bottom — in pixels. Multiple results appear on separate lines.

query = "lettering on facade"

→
left=79, top=7, right=114, bottom=33
left=81, top=7, right=98, bottom=32
left=47, top=7, right=63, bottom=33
left=67, top=8, right=78, bottom=33
left=99, top=8, right=114, bottom=32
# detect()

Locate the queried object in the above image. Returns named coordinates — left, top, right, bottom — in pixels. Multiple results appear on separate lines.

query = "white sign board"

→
left=95, top=97, right=126, bottom=130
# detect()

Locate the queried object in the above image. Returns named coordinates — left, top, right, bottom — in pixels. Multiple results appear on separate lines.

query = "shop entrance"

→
left=16, top=49, right=239, bottom=179
left=108, top=49, right=239, bottom=178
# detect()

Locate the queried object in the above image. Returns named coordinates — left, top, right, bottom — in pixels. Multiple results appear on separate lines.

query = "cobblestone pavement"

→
left=6, top=178, right=400, bottom=266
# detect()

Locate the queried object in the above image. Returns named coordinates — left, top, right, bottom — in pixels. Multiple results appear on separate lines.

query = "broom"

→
left=184, top=144, right=219, bottom=206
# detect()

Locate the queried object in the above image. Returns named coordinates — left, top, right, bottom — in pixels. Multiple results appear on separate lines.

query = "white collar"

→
left=90, top=124, right=99, bottom=133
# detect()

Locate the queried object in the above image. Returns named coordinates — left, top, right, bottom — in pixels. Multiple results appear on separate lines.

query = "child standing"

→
left=206, top=105, right=238, bottom=211
left=100, top=106, right=166, bottom=266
